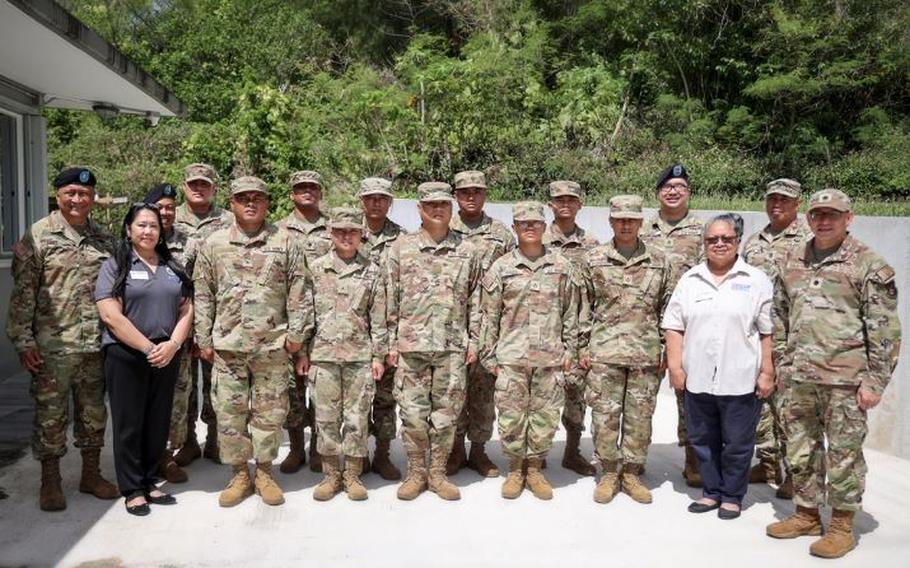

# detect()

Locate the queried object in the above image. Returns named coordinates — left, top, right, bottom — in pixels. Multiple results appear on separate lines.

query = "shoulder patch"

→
left=873, top=265, right=896, bottom=284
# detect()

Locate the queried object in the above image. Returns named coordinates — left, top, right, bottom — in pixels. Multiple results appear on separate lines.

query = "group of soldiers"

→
left=6, top=159, right=900, bottom=560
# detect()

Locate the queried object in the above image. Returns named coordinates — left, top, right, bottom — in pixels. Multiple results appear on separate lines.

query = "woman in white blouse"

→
left=662, top=213, right=775, bottom=520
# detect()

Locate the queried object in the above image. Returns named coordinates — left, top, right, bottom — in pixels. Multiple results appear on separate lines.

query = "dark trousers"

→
left=685, top=390, right=761, bottom=506
left=105, top=342, right=180, bottom=497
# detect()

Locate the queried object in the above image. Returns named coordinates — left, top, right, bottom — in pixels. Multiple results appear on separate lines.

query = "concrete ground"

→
left=1, top=381, right=908, bottom=568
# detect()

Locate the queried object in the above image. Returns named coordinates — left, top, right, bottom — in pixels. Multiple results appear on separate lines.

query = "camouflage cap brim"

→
left=610, top=211, right=645, bottom=220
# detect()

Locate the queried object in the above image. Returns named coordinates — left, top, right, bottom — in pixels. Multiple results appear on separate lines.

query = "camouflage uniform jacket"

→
left=386, top=228, right=482, bottom=354
left=640, top=210, right=703, bottom=289
left=580, top=241, right=672, bottom=367
left=450, top=213, right=516, bottom=271
left=277, top=211, right=333, bottom=266
left=164, top=227, right=195, bottom=275
left=307, top=251, right=388, bottom=365
left=6, top=211, right=115, bottom=355
left=361, top=218, right=406, bottom=268
left=174, top=203, right=234, bottom=241
left=194, top=222, right=314, bottom=353
left=742, top=218, right=812, bottom=281
left=543, top=223, right=599, bottom=332
left=773, top=235, right=901, bottom=395
left=481, top=247, right=579, bottom=369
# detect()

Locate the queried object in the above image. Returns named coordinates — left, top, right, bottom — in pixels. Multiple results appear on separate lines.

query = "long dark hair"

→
left=110, top=203, right=194, bottom=298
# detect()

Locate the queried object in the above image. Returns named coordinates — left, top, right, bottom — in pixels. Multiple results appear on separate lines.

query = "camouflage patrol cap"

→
left=512, top=200, right=546, bottom=223
left=289, top=170, right=322, bottom=189
left=230, top=176, right=269, bottom=196
left=417, top=181, right=454, bottom=202
left=807, top=188, right=852, bottom=213
left=765, top=178, right=802, bottom=199
left=184, top=163, right=218, bottom=184
left=453, top=170, right=487, bottom=190
left=328, top=207, right=363, bottom=230
left=549, top=180, right=584, bottom=200
left=609, top=194, right=644, bottom=219
left=358, top=177, right=393, bottom=198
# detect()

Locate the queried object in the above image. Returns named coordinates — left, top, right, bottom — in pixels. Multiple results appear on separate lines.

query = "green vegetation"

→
left=54, top=0, right=910, bottom=216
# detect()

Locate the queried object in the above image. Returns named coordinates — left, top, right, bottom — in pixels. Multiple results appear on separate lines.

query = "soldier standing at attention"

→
left=278, top=170, right=333, bottom=475
left=543, top=180, right=598, bottom=476
left=481, top=201, right=579, bottom=500
left=386, top=182, right=482, bottom=501
left=359, top=177, right=407, bottom=480
left=580, top=195, right=672, bottom=505
left=194, top=176, right=313, bottom=507
left=307, top=208, right=387, bottom=501
left=448, top=170, right=516, bottom=478
left=766, top=189, right=900, bottom=559
left=640, top=163, right=704, bottom=487
left=742, top=178, right=811, bottom=499
left=173, top=163, right=234, bottom=468
left=6, top=167, right=119, bottom=511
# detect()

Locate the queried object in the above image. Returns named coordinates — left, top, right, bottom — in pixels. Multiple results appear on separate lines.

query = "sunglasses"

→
left=704, top=236, right=738, bottom=245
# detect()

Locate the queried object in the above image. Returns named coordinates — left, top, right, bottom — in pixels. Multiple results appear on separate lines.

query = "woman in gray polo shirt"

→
left=95, top=201, right=193, bottom=516
left=662, top=213, right=775, bottom=519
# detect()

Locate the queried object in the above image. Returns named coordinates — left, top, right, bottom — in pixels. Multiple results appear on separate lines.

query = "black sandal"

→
left=144, top=489, right=177, bottom=505
left=125, top=491, right=151, bottom=516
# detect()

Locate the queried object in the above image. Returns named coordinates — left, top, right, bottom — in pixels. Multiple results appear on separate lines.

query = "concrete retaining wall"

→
left=389, top=199, right=910, bottom=459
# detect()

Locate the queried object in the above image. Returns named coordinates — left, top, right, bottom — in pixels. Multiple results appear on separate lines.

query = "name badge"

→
left=130, top=270, right=149, bottom=280
left=731, top=283, right=751, bottom=292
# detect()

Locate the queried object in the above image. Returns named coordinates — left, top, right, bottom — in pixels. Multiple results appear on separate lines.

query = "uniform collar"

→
left=647, top=210, right=701, bottom=235
left=511, top=246, right=555, bottom=271
left=363, top=218, right=403, bottom=244
left=605, top=239, right=649, bottom=266
left=176, top=203, right=225, bottom=226
left=546, top=222, right=587, bottom=245
left=228, top=222, right=271, bottom=246
left=416, top=228, right=460, bottom=252
left=327, top=251, right=367, bottom=276
left=798, top=234, right=859, bottom=265
left=284, top=211, right=326, bottom=235
left=48, top=210, right=97, bottom=244
left=759, top=218, right=810, bottom=243
left=450, top=212, right=493, bottom=235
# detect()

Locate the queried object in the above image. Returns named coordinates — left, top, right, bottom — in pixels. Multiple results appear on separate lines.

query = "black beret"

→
left=143, top=183, right=179, bottom=204
left=655, top=163, right=689, bottom=190
left=53, top=167, right=96, bottom=189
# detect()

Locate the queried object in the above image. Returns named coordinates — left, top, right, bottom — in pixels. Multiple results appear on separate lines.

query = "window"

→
left=0, top=108, right=24, bottom=257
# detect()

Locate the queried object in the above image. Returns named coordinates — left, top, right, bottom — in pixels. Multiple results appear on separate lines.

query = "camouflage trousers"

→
left=186, top=355, right=216, bottom=431
left=167, top=347, right=192, bottom=448
left=454, top=361, right=496, bottom=444
left=394, top=351, right=466, bottom=455
left=586, top=364, right=661, bottom=468
left=285, top=378, right=313, bottom=431
left=311, top=361, right=375, bottom=458
left=369, top=366, right=397, bottom=442
left=755, top=391, right=787, bottom=467
left=561, top=369, right=586, bottom=433
left=212, top=349, right=291, bottom=466
left=675, top=387, right=689, bottom=446
left=495, top=365, right=566, bottom=460
left=30, top=352, right=106, bottom=460
left=781, top=382, right=867, bottom=512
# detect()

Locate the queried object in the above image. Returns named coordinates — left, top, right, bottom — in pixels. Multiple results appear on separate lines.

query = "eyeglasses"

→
left=514, top=221, right=545, bottom=230
left=808, top=210, right=845, bottom=221
left=232, top=195, right=269, bottom=205
left=704, top=236, right=738, bottom=245
left=659, top=183, right=689, bottom=193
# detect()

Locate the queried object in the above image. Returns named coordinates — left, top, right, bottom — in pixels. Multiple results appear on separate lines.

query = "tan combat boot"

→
left=39, top=457, right=66, bottom=511
left=620, top=464, right=652, bottom=504
left=397, top=452, right=428, bottom=501
left=173, top=427, right=201, bottom=466
left=158, top=450, right=188, bottom=484
left=343, top=457, right=369, bottom=501
left=810, top=510, right=856, bottom=558
left=78, top=449, right=119, bottom=499
left=501, top=457, right=525, bottom=499
left=749, top=459, right=781, bottom=484
left=313, top=455, right=343, bottom=501
left=467, top=442, right=500, bottom=477
left=776, top=473, right=794, bottom=500
left=254, top=462, right=285, bottom=506
left=683, top=444, right=703, bottom=488
left=766, top=505, right=823, bottom=539
left=446, top=435, right=467, bottom=476
left=203, top=423, right=220, bottom=463
left=525, top=457, right=553, bottom=500
left=279, top=426, right=306, bottom=474
left=371, top=438, right=402, bottom=480
left=308, top=433, right=322, bottom=473
left=219, top=464, right=253, bottom=507
left=428, top=446, right=461, bottom=501
left=562, top=429, right=596, bottom=476
left=593, top=461, right=619, bottom=504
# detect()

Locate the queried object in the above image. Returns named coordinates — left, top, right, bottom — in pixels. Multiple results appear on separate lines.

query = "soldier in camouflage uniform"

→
left=481, top=201, right=579, bottom=500
left=307, top=208, right=387, bottom=501
left=194, top=176, right=314, bottom=508
left=742, top=178, right=812, bottom=499
left=386, top=182, right=482, bottom=501
left=6, top=167, right=119, bottom=511
left=767, top=189, right=901, bottom=559
left=448, top=170, right=516, bottom=478
left=543, top=180, right=598, bottom=476
left=359, top=177, right=407, bottom=480
left=277, top=170, right=333, bottom=475
left=173, top=163, right=234, bottom=468
left=639, top=163, right=704, bottom=487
